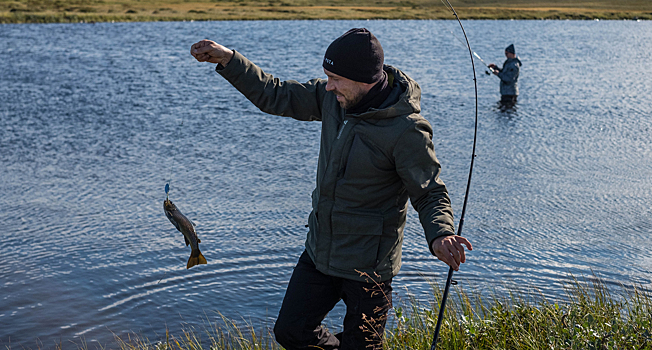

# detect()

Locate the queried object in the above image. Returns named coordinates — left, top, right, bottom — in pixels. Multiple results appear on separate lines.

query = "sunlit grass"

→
left=386, top=275, right=652, bottom=349
left=2, top=0, right=652, bottom=23
left=67, top=275, right=651, bottom=350
left=112, top=313, right=281, bottom=350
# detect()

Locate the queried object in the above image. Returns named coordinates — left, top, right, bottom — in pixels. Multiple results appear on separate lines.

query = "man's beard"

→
left=335, top=90, right=365, bottom=110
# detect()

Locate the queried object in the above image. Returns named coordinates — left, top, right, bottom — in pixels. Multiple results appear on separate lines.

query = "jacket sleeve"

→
left=393, top=117, right=456, bottom=255
left=497, top=62, right=519, bottom=84
left=216, top=50, right=326, bottom=121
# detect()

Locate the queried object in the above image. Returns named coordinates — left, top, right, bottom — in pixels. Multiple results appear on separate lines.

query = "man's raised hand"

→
left=190, top=40, right=234, bottom=66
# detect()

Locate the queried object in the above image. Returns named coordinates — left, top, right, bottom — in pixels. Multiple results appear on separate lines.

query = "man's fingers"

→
left=451, top=236, right=473, bottom=264
left=433, top=235, right=474, bottom=271
left=435, top=246, right=458, bottom=271
left=190, top=40, right=215, bottom=56
left=453, top=236, right=473, bottom=251
left=444, top=250, right=459, bottom=271
left=436, top=251, right=456, bottom=270
left=192, top=45, right=213, bottom=56
left=459, top=237, right=473, bottom=251
left=192, top=52, right=206, bottom=62
left=190, top=39, right=232, bottom=65
left=193, top=39, right=213, bottom=49
left=452, top=241, right=466, bottom=263
left=447, top=241, right=462, bottom=265
left=190, top=41, right=203, bottom=55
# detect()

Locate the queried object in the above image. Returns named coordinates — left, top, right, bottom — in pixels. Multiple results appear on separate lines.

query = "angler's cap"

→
left=505, top=44, right=515, bottom=54
left=323, top=28, right=384, bottom=84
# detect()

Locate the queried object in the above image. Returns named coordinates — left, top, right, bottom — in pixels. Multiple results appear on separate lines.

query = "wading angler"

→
left=489, top=43, right=522, bottom=107
left=190, top=28, right=473, bottom=350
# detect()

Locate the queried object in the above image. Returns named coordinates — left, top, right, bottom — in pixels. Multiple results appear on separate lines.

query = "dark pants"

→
left=500, top=94, right=518, bottom=104
left=274, top=251, right=393, bottom=350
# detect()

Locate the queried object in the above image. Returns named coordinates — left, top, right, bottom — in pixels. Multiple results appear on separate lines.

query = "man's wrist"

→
left=429, top=233, right=454, bottom=255
left=221, top=50, right=234, bottom=67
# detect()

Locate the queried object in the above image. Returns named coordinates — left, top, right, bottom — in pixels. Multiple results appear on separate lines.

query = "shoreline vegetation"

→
left=21, top=276, right=652, bottom=350
left=1, top=0, right=652, bottom=23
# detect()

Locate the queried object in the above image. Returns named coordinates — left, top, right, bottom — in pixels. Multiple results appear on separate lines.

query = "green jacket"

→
left=217, top=51, right=455, bottom=282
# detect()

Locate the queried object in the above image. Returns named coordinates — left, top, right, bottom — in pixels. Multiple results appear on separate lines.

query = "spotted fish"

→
left=163, top=198, right=207, bottom=269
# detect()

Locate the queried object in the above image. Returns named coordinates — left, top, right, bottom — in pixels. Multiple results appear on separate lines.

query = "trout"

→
left=163, top=198, right=207, bottom=269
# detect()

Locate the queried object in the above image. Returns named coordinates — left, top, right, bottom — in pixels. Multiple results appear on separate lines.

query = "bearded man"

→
left=191, top=28, right=472, bottom=350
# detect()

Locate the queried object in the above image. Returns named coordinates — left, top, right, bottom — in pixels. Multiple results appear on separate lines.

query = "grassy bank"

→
left=1, top=0, right=652, bottom=23
left=36, top=276, right=650, bottom=350
left=386, top=277, right=652, bottom=349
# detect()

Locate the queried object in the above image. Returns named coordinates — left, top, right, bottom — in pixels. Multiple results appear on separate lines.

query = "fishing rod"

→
left=445, top=28, right=496, bottom=75
left=431, top=0, right=479, bottom=349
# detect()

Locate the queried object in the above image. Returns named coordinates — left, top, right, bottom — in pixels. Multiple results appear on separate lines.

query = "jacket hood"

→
left=509, top=57, right=522, bottom=67
left=346, top=64, right=421, bottom=120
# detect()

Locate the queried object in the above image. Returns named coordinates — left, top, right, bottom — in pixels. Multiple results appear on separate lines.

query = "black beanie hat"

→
left=323, top=28, right=384, bottom=84
left=505, top=44, right=515, bottom=54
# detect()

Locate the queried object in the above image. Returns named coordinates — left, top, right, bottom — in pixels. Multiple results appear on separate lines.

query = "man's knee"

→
left=274, top=316, right=312, bottom=349
left=273, top=317, right=295, bottom=348
left=274, top=316, right=338, bottom=350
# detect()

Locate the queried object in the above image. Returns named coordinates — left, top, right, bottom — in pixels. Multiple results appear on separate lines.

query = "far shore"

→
left=2, top=0, right=652, bottom=23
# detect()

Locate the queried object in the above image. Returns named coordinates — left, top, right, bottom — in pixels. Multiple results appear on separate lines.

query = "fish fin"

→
left=186, top=251, right=207, bottom=269
left=165, top=213, right=182, bottom=232
left=187, top=256, right=197, bottom=269
left=197, top=238, right=201, bottom=243
left=184, top=236, right=190, bottom=246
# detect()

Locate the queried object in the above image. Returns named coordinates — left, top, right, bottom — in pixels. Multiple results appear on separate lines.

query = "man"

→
left=190, top=28, right=472, bottom=350
left=489, top=43, right=522, bottom=106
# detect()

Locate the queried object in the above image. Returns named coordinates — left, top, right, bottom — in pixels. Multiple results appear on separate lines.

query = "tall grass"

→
left=101, top=275, right=652, bottom=350
left=386, top=276, right=652, bottom=349
left=113, top=313, right=281, bottom=350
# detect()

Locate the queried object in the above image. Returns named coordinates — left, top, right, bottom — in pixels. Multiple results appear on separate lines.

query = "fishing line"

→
left=431, top=0, right=479, bottom=349
left=443, top=26, right=494, bottom=75
left=164, top=118, right=188, bottom=200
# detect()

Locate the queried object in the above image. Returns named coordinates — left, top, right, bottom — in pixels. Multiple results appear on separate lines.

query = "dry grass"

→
left=1, top=0, right=652, bottom=23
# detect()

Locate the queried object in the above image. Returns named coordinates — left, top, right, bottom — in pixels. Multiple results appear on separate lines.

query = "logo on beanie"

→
left=324, top=58, right=334, bottom=66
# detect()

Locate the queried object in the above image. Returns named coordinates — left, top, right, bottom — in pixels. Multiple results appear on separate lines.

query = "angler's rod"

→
left=431, top=0, right=479, bottom=349
left=445, top=28, right=496, bottom=75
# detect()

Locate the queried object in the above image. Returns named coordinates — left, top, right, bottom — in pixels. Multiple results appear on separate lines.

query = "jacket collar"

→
left=345, top=65, right=421, bottom=120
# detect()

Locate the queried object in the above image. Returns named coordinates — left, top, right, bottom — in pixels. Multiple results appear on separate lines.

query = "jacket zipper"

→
left=337, top=119, right=348, bottom=139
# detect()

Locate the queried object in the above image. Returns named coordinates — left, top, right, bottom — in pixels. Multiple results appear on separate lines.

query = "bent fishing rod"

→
left=431, top=0, right=479, bottom=349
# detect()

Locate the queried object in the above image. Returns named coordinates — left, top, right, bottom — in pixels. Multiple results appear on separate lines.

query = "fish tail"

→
left=198, top=252, right=207, bottom=265
left=187, top=250, right=208, bottom=269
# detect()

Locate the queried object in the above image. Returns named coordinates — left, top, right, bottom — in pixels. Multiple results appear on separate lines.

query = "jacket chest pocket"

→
left=329, top=211, right=383, bottom=272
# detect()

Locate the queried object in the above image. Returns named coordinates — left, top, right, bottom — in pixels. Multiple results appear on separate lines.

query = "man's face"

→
left=324, top=69, right=373, bottom=109
left=505, top=51, right=516, bottom=59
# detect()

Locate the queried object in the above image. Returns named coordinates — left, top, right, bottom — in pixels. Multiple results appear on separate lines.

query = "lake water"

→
left=1, top=19, right=651, bottom=348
